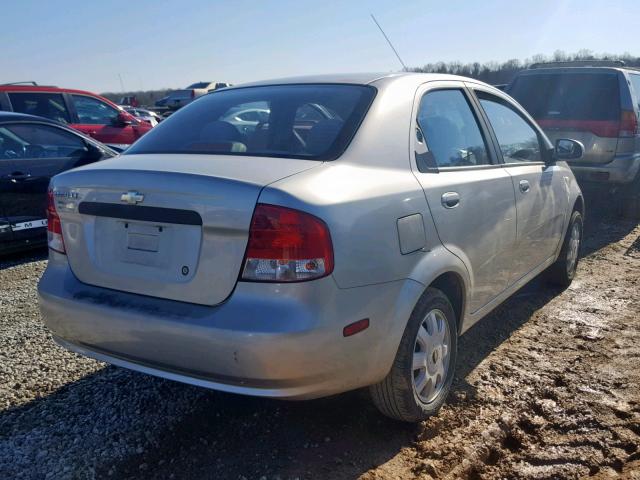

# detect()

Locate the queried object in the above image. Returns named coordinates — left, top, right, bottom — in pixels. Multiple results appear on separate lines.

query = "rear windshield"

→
left=125, top=84, right=376, bottom=160
left=508, top=72, right=620, bottom=121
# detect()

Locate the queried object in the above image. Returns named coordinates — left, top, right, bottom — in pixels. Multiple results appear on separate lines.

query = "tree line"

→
left=410, top=50, right=640, bottom=85
left=101, top=51, right=640, bottom=107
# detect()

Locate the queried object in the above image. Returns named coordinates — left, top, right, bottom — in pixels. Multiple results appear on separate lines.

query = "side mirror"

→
left=555, top=138, right=584, bottom=161
left=113, top=111, right=133, bottom=127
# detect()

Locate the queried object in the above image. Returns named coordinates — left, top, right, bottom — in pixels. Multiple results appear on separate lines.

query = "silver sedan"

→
left=38, top=73, right=584, bottom=422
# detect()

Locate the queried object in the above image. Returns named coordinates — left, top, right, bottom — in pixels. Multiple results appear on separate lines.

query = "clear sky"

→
left=2, top=0, right=638, bottom=93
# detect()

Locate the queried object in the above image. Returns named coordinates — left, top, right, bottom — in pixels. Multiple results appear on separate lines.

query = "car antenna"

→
left=370, top=14, right=407, bottom=71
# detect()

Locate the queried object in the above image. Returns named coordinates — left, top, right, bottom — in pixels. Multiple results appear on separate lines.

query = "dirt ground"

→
left=1, top=200, right=639, bottom=480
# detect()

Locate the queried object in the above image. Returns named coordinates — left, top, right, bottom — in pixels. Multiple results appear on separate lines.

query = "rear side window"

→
left=509, top=72, right=620, bottom=121
left=0, top=123, right=85, bottom=160
left=72, top=95, right=119, bottom=125
left=125, top=84, right=376, bottom=160
left=8, top=92, right=71, bottom=124
left=629, top=74, right=640, bottom=109
left=416, top=89, right=490, bottom=168
left=478, top=92, right=542, bottom=163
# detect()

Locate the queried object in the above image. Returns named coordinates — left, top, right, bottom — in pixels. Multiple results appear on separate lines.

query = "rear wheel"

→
left=370, top=288, right=457, bottom=422
left=547, top=210, right=583, bottom=287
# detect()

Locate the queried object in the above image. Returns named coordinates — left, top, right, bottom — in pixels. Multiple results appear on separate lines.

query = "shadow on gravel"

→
left=96, top=385, right=419, bottom=480
left=580, top=188, right=639, bottom=257
left=0, top=247, right=47, bottom=271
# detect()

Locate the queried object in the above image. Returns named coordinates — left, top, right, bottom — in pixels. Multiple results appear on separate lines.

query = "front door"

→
left=411, top=84, right=517, bottom=314
left=473, top=88, right=568, bottom=283
left=0, top=122, right=87, bottom=244
left=70, top=94, right=137, bottom=144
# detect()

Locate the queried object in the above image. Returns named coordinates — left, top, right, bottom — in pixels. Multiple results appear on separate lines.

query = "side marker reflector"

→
left=343, top=318, right=370, bottom=337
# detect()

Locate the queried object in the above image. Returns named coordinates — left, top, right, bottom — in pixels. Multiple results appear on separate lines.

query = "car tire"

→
left=370, top=287, right=458, bottom=422
left=547, top=209, right=583, bottom=288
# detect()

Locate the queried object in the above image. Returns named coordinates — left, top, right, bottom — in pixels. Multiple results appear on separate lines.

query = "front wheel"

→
left=370, top=288, right=458, bottom=422
left=547, top=210, right=583, bottom=287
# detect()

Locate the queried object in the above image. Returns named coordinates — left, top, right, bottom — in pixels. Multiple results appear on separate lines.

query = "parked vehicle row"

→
left=39, top=73, right=585, bottom=422
left=155, top=81, right=232, bottom=111
left=0, top=83, right=153, bottom=145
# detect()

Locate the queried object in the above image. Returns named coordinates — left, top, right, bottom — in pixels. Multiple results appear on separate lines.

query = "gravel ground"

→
left=0, top=207, right=639, bottom=480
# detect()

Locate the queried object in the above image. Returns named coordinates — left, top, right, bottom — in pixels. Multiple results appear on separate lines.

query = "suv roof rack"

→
left=529, top=60, right=626, bottom=69
left=0, top=81, right=60, bottom=88
left=1, top=81, right=40, bottom=86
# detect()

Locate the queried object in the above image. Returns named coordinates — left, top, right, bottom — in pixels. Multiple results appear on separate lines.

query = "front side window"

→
left=0, top=123, right=86, bottom=160
left=416, top=89, right=490, bottom=168
left=125, top=84, right=375, bottom=160
left=478, top=93, right=542, bottom=163
left=8, top=92, right=71, bottom=124
left=72, top=95, right=119, bottom=125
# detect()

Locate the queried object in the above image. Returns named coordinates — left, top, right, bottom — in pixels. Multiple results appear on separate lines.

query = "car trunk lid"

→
left=51, top=154, right=319, bottom=306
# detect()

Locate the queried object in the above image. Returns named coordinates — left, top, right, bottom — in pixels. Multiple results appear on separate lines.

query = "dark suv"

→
left=507, top=61, right=640, bottom=187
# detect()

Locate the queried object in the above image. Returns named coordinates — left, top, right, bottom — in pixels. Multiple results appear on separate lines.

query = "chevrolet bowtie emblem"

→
left=121, top=191, right=145, bottom=205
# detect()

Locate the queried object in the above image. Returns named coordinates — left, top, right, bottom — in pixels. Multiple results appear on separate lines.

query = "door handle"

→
left=441, top=191, right=460, bottom=209
left=7, top=172, right=31, bottom=182
left=519, top=180, right=531, bottom=193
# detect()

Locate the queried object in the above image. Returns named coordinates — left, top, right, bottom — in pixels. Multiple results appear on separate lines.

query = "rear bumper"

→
left=569, top=153, right=640, bottom=185
left=38, top=252, right=422, bottom=399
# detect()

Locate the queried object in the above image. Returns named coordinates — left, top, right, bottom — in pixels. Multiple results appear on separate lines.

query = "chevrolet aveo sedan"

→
left=38, top=73, right=584, bottom=422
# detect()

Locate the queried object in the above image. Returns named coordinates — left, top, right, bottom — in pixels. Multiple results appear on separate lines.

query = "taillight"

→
left=47, top=189, right=65, bottom=254
left=537, top=119, right=620, bottom=138
left=241, top=204, right=334, bottom=282
left=619, top=110, right=639, bottom=137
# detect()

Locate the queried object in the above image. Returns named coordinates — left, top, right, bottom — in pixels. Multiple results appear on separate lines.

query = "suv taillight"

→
left=241, top=204, right=334, bottom=282
left=47, top=189, right=65, bottom=254
left=619, top=110, right=639, bottom=137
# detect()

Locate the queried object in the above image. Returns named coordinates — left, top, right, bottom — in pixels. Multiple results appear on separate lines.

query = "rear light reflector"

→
left=47, top=189, right=65, bottom=254
left=619, top=110, right=639, bottom=137
left=241, top=204, right=334, bottom=282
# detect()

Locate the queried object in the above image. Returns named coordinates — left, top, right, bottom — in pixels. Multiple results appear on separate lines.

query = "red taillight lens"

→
left=536, top=119, right=621, bottom=138
left=47, top=189, right=65, bottom=254
left=241, top=204, right=334, bottom=282
left=619, top=110, right=639, bottom=137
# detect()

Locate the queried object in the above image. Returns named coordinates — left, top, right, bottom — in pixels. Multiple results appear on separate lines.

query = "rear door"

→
left=0, top=122, right=88, bottom=243
left=7, top=91, right=73, bottom=124
left=472, top=87, right=568, bottom=282
left=508, top=71, right=621, bottom=165
left=411, top=82, right=517, bottom=314
left=69, top=94, right=137, bottom=144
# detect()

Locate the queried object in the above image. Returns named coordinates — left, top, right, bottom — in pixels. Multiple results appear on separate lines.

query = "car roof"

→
left=221, top=72, right=494, bottom=90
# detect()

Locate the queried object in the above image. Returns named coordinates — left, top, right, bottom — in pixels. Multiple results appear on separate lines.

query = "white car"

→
left=123, top=107, right=161, bottom=127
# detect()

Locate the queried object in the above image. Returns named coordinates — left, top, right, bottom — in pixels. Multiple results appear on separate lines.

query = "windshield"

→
left=125, top=84, right=376, bottom=160
left=509, top=72, right=620, bottom=121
